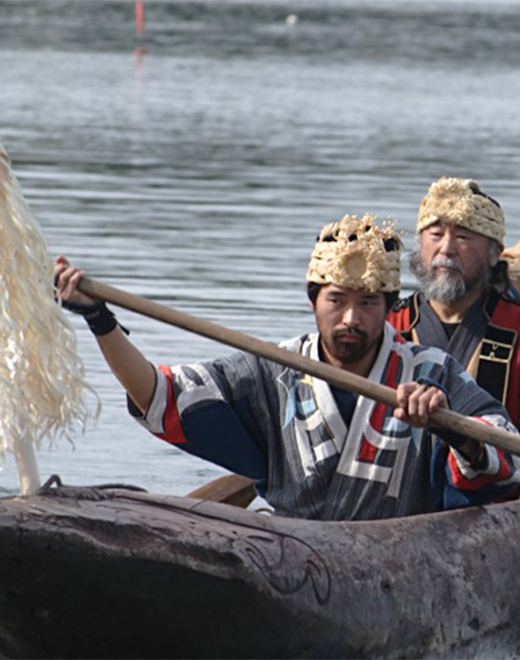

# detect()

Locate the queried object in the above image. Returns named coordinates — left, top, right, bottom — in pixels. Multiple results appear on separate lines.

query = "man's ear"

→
left=489, top=239, right=502, bottom=268
left=490, top=251, right=500, bottom=268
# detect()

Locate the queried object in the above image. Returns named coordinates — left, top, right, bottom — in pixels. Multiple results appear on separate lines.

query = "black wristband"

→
left=82, top=301, right=119, bottom=336
left=61, top=299, right=128, bottom=336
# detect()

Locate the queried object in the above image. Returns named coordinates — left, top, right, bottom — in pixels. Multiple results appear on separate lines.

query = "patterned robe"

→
left=131, top=323, right=520, bottom=520
left=388, top=289, right=520, bottom=428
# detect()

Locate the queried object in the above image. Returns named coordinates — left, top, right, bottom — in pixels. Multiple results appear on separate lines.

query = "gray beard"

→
left=409, top=248, right=491, bottom=304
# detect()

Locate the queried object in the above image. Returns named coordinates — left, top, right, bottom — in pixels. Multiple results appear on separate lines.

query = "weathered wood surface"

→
left=0, top=485, right=520, bottom=659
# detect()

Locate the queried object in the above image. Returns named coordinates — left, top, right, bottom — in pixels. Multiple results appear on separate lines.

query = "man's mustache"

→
left=431, top=256, right=464, bottom=274
left=333, top=328, right=367, bottom=340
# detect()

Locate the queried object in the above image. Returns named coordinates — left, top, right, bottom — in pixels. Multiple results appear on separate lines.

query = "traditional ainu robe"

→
left=388, top=289, right=520, bottom=428
left=131, top=323, right=520, bottom=521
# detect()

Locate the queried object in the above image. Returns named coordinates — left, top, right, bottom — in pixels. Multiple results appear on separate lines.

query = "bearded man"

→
left=388, top=177, right=520, bottom=429
left=55, top=213, right=520, bottom=520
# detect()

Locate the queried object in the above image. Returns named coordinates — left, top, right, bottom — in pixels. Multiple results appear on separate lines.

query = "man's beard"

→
left=328, top=328, right=371, bottom=364
left=409, top=248, right=492, bottom=304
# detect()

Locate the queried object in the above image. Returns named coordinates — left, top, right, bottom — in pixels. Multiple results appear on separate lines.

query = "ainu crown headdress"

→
left=306, top=213, right=401, bottom=293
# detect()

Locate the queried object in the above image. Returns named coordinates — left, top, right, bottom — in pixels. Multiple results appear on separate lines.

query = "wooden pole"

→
left=78, top=277, right=520, bottom=457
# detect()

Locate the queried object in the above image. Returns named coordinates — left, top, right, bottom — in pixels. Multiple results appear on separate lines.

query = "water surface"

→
left=0, top=0, right=519, bottom=495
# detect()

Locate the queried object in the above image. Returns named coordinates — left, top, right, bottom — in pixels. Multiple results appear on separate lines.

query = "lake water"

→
left=1, top=0, right=519, bottom=496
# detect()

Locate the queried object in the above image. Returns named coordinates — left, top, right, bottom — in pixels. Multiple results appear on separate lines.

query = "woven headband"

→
left=417, top=177, right=504, bottom=246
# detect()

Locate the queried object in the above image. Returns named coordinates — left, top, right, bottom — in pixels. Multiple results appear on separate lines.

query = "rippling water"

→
left=0, top=0, right=519, bottom=495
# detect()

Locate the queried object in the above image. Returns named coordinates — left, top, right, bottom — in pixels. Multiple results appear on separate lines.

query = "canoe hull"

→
left=1, top=485, right=520, bottom=659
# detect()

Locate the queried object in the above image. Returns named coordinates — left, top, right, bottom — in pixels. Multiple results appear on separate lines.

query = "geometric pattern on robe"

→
left=388, top=289, right=520, bottom=427
left=131, top=323, right=520, bottom=521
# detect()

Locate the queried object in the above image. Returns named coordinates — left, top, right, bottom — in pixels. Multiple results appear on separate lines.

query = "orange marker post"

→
left=136, top=0, right=145, bottom=36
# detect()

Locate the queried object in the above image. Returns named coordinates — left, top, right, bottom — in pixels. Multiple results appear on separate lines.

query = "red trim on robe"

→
left=358, top=440, right=378, bottom=463
left=153, top=365, right=187, bottom=445
left=447, top=417, right=514, bottom=490
left=358, top=348, right=403, bottom=464
left=387, top=306, right=411, bottom=334
left=493, top=299, right=520, bottom=428
left=448, top=448, right=513, bottom=490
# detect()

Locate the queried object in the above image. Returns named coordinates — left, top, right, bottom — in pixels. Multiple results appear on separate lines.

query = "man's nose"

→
left=342, top=305, right=361, bottom=326
left=438, top=232, right=457, bottom=255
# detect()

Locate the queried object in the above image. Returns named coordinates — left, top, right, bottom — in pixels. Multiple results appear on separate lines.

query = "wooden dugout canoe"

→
left=1, top=479, right=520, bottom=660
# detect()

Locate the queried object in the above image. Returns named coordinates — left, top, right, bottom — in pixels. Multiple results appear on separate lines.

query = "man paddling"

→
left=54, top=213, right=520, bottom=520
left=388, top=177, right=520, bottom=429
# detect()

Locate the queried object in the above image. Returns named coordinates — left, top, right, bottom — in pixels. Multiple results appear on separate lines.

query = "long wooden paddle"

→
left=78, top=277, right=520, bottom=457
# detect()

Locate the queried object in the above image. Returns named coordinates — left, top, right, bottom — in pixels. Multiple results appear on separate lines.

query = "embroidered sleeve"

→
left=128, top=358, right=268, bottom=481
left=434, top=355, right=520, bottom=504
